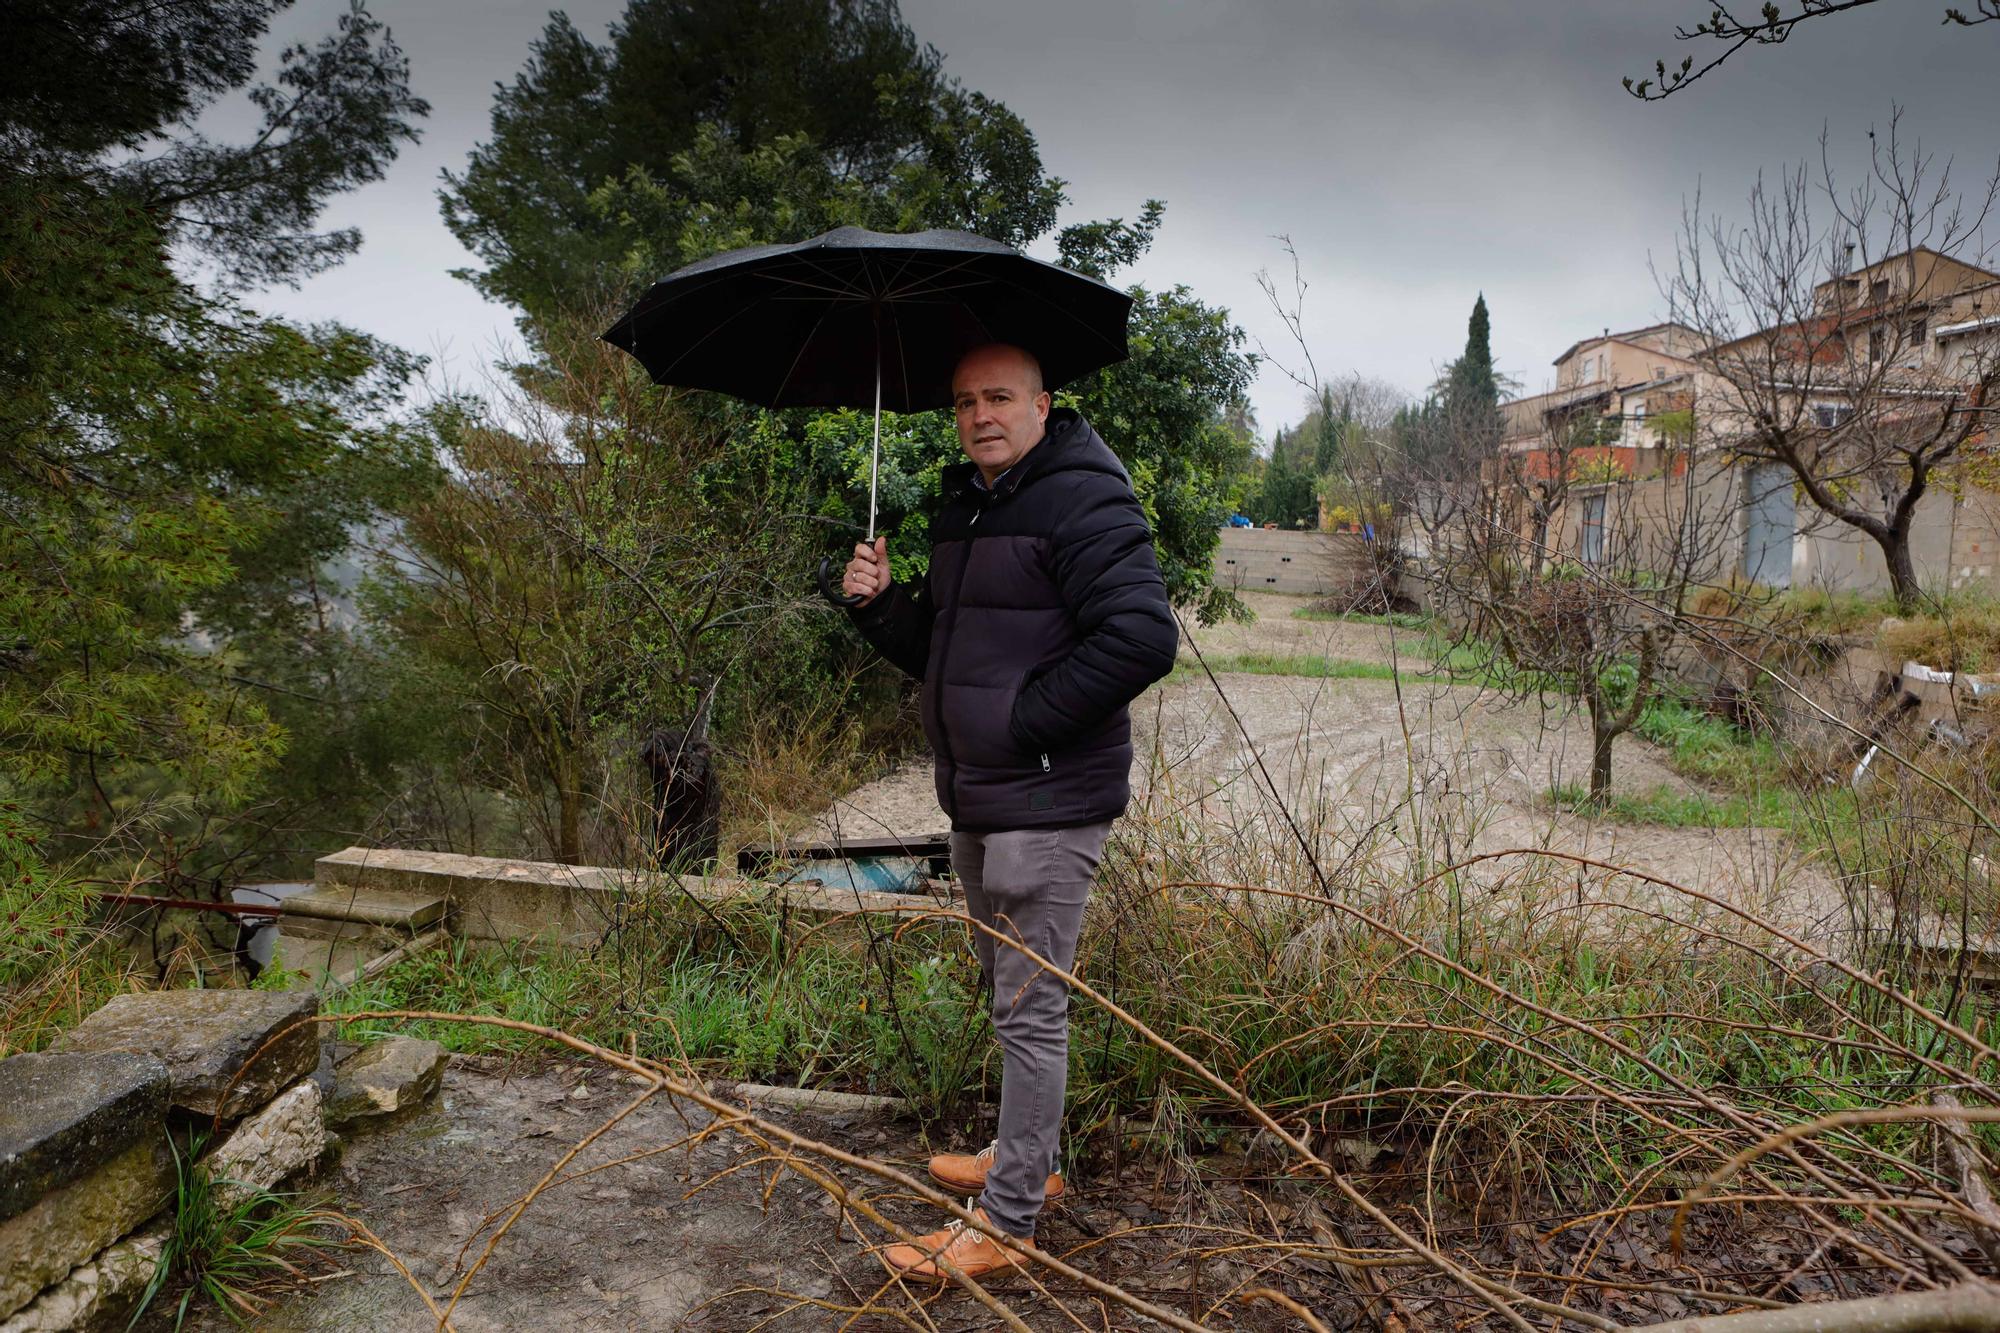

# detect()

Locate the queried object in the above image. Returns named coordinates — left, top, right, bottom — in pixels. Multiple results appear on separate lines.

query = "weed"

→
left=1876, top=598, right=2000, bottom=673
left=130, top=1135, right=345, bottom=1330
left=1633, top=695, right=1788, bottom=789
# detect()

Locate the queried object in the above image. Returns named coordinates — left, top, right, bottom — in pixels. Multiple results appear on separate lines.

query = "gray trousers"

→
left=949, top=821, right=1112, bottom=1238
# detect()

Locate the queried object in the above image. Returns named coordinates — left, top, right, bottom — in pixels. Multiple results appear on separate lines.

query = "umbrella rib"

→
left=779, top=252, right=877, bottom=297
left=880, top=250, right=925, bottom=298
left=965, top=270, right=1128, bottom=354
left=881, top=254, right=989, bottom=301
left=753, top=271, right=871, bottom=299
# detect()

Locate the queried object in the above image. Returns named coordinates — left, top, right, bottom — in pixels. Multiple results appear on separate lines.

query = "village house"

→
left=1501, top=249, right=2000, bottom=597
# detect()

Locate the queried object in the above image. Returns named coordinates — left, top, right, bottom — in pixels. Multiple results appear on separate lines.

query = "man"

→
left=841, top=342, right=1178, bottom=1278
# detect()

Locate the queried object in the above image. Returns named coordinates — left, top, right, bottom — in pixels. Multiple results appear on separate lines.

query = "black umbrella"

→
left=602, top=226, right=1134, bottom=602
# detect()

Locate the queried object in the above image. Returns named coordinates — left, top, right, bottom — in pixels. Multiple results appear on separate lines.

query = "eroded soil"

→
left=807, top=593, right=1847, bottom=942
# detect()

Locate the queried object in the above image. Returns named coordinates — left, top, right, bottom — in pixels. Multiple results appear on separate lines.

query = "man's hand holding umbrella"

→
left=841, top=537, right=888, bottom=607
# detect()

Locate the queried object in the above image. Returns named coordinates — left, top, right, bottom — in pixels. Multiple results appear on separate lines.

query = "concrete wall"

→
left=1213, top=528, right=1376, bottom=597
left=313, top=846, right=958, bottom=946
left=1544, top=457, right=2000, bottom=598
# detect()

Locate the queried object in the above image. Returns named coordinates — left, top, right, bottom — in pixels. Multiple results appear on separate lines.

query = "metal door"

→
left=1743, top=464, right=1795, bottom=588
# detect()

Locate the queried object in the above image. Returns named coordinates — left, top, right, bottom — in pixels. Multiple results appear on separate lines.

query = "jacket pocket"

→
left=951, top=668, right=1033, bottom=769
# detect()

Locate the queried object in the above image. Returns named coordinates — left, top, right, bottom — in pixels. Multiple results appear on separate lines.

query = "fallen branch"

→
left=1934, top=1092, right=2000, bottom=1270
left=1631, top=1280, right=2000, bottom=1333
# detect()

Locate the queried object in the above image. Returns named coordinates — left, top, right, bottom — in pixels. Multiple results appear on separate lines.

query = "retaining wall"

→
left=1213, top=528, right=1376, bottom=597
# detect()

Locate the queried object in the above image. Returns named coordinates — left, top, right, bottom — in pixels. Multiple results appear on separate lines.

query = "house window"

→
left=1811, top=402, right=1853, bottom=430
left=1579, top=494, right=1606, bottom=565
left=1870, top=278, right=1890, bottom=303
left=1869, top=325, right=1886, bottom=361
left=1908, top=317, right=1927, bottom=346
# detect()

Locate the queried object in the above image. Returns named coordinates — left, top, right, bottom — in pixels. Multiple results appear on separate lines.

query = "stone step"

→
left=277, top=885, right=447, bottom=935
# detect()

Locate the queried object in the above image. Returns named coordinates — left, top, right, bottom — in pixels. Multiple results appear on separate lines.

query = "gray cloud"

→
left=243, top=0, right=1998, bottom=433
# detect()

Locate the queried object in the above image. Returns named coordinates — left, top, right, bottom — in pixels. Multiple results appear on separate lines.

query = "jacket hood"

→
left=942, top=408, right=1129, bottom=498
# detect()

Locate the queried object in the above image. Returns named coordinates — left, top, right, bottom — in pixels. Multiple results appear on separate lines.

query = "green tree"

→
left=446, top=1, right=1254, bottom=624
left=379, top=318, right=828, bottom=865
left=0, top=1, right=432, bottom=868
left=440, top=0, right=1063, bottom=327
left=1439, top=293, right=1503, bottom=456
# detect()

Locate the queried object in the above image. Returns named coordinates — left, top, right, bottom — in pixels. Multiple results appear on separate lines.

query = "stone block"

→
left=0, top=1051, right=167, bottom=1224
left=0, top=1228, right=164, bottom=1333
left=54, top=989, right=319, bottom=1119
left=205, top=1079, right=327, bottom=1205
left=0, top=1138, right=172, bottom=1321
left=327, top=1037, right=447, bottom=1125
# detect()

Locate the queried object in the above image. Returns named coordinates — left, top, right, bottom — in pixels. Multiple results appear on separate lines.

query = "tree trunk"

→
left=1585, top=694, right=1615, bottom=801
left=1882, top=531, right=1922, bottom=614
left=1590, top=723, right=1614, bottom=801
left=555, top=748, right=583, bottom=865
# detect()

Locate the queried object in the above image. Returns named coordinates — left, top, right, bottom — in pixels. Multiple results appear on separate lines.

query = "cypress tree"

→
left=1442, top=293, right=1503, bottom=455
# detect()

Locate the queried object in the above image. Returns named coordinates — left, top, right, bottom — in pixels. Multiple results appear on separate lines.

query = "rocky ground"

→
left=179, top=1055, right=1965, bottom=1332
left=208, top=1059, right=1302, bottom=1332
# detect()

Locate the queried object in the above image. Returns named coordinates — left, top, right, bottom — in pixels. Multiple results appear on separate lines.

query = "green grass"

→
left=327, top=920, right=989, bottom=1112
left=1633, top=695, right=1788, bottom=790
left=1171, top=652, right=1404, bottom=683
left=132, top=1135, right=345, bottom=1329
left=1291, top=606, right=1431, bottom=631
left=1549, top=782, right=1795, bottom=829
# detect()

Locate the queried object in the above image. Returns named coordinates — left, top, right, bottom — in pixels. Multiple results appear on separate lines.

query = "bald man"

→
left=842, top=342, right=1177, bottom=1278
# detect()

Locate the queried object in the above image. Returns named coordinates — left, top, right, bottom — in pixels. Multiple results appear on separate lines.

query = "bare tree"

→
left=1627, top=2, right=1997, bottom=101
left=1664, top=115, right=2000, bottom=611
left=1420, top=399, right=1738, bottom=800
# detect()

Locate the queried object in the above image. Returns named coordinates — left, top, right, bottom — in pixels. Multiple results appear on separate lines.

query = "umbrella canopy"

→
left=601, top=226, right=1133, bottom=411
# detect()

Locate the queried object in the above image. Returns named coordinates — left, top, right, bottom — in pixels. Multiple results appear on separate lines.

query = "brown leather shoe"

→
left=927, top=1140, right=1065, bottom=1201
left=881, top=1207, right=1034, bottom=1280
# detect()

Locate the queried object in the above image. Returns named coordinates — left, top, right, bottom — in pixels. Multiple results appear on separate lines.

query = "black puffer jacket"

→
left=850, top=409, right=1178, bottom=832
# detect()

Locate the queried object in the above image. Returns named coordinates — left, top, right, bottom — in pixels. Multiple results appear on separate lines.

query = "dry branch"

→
left=1632, top=1281, right=2000, bottom=1333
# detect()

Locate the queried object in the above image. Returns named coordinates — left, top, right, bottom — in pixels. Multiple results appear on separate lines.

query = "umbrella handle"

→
left=817, top=556, right=865, bottom=608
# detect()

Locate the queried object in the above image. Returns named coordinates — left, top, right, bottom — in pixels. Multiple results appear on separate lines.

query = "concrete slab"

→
left=54, top=989, right=320, bottom=1119
left=278, top=885, right=447, bottom=933
left=314, top=847, right=963, bottom=945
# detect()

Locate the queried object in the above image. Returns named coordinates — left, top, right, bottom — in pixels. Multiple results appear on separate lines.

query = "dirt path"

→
left=232, top=1060, right=1294, bottom=1332
left=807, top=592, right=1844, bottom=939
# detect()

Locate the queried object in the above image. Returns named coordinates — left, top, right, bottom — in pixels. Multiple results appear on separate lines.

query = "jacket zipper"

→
left=1040, top=753, right=1050, bottom=773
left=931, top=487, right=987, bottom=821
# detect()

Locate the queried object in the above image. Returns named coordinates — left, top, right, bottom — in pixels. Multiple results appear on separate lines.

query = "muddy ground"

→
left=808, top=593, right=1848, bottom=943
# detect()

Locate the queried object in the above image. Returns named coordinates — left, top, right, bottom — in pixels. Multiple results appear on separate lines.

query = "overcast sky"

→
left=241, top=0, right=1999, bottom=437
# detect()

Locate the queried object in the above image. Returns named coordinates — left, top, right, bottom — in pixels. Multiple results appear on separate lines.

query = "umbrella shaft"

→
left=867, top=350, right=881, bottom=542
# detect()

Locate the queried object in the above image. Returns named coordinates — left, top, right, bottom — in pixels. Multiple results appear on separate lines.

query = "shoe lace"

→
left=975, top=1140, right=998, bottom=1168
